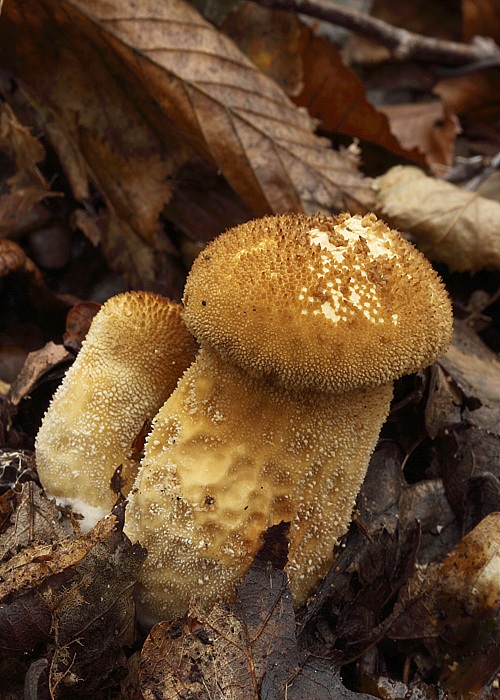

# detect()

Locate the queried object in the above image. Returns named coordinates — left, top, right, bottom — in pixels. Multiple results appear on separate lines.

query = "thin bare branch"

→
left=254, top=0, right=500, bottom=67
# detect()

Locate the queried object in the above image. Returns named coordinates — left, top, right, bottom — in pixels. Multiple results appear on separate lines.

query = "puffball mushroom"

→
left=35, top=292, right=196, bottom=528
left=124, top=213, right=453, bottom=620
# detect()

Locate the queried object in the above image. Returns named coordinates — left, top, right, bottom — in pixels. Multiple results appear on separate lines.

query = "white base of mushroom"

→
left=49, top=494, right=109, bottom=532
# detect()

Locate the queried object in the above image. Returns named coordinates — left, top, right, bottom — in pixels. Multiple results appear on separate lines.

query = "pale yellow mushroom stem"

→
left=125, top=348, right=393, bottom=619
left=124, top=212, right=453, bottom=621
left=36, top=292, right=196, bottom=528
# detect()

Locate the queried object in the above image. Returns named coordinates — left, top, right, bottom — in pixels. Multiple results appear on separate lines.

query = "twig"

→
left=254, top=0, right=500, bottom=67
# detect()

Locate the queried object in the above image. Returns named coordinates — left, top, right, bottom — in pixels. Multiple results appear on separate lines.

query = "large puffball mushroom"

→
left=124, top=213, right=453, bottom=620
left=35, top=292, right=196, bottom=528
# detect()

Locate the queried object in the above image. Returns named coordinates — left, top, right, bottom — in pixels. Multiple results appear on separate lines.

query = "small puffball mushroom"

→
left=124, top=213, right=453, bottom=620
left=35, top=292, right=196, bottom=528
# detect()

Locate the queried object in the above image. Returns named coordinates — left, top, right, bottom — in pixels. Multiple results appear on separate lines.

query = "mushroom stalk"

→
left=125, top=347, right=393, bottom=619
left=123, top=212, right=452, bottom=620
left=36, top=292, right=196, bottom=528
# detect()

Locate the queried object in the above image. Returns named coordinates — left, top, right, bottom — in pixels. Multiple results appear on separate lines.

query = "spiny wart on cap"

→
left=183, top=212, right=452, bottom=393
left=36, top=292, right=196, bottom=529
left=124, top=213, right=453, bottom=621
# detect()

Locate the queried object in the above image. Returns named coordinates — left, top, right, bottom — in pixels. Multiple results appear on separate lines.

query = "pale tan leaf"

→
left=374, top=166, right=500, bottom=272
left=64, top=0, right=372, bottom=214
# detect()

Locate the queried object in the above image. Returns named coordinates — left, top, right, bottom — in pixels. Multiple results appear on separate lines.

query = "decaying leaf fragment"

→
left=139, top=553, right=375, bottom=700
left=426, top=322, right=500, bottom=521
left=0, top=102, right=59, bottom=236
left=139, top=560, right=294, bottom=700
left=374, top=165, right=500, bottom=272
left=0, top=481, right=68, bottom=561
left=0, top=511, right=146, bottom=697
left=388, top=513, right=500, bottom=697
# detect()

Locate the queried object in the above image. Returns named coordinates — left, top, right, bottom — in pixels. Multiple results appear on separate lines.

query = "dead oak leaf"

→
left=63, top=0, right=372, bottom=214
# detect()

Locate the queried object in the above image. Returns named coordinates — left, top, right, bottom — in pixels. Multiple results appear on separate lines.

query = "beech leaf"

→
left=374, top=165, right=500, bottom=272
left=61, top=0, right=373, bottom=215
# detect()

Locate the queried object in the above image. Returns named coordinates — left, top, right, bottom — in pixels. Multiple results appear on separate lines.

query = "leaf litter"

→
left=0, top=0, right=499, bottom=698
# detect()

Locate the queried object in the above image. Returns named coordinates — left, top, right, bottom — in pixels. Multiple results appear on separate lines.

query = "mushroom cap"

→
left=183, top=213, right=453, bottom=393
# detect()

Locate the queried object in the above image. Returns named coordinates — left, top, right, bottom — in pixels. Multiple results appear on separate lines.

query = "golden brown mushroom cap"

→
left=183, top=213, right=453, bottom=392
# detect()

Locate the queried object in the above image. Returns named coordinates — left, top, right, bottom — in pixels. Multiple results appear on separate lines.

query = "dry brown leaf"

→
left=388, top=514, right=500, bottom=698
left=0, top=0, right=373, bottom=293
left=0, top=102, right=46, bottom=189
left=439, top=321, right=500, bottom=433
left=374, top=165, right=500, bottom=272
left=222, top=1, right=304, bottom=96
left=435, top=68, right=500, bottom=128
left=0, top=1, right=188, bottom=292
left=59, top=0, right=372, bottom=214
left=439, top=512, right=500, bottom=619
left=7, top=342, right=72, bottom=408
left=139, top=554, right=374, bottom=700
left=0, top=103, right=59, bottom=234
left=139, top=560, right=294, bottom=700
left=379, top=101, right=460, bottom=174
left=0, top=511, right=146, bottom=695
left=293, top=26, right=429, bottom=168
left=0, top=482, right=68, bottom=561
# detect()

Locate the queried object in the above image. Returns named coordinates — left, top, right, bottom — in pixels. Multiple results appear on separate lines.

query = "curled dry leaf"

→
left=438, top=512, right=500, bottom=620
left=62, top=301, right=101, bottom=353
left=374, top=165, right=500, bottom=272
left=7, top=342, right=72, bottom=408
left=437, top=512, right=500, bottom=696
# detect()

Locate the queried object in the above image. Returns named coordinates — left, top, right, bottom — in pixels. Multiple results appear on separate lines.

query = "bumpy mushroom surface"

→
left=183, top=212, right=451, bottom=392
left=124, top=213, right=453, bottom=620
left=36, top=292, right=196, bottom=528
